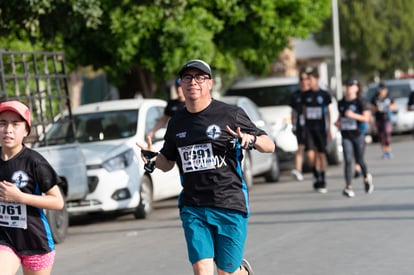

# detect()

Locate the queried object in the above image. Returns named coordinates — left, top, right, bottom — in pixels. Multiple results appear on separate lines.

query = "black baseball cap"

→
left=378, top=82, right=387, bottom=90
left=345, top=78, right=359, bottom=86
left=178, top=59, right=212, bottom=78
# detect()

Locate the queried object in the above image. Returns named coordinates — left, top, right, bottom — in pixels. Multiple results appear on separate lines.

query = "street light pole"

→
left=332, top=0, right=342, bottom=99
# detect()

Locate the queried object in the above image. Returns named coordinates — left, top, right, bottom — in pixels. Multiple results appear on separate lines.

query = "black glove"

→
left=141, top=150, right=158, bottom=173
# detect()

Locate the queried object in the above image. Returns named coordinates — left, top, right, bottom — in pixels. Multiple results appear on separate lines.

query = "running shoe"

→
left=364, top=173, right=374, bottom=194
left=343, top=188, right=355, bottom=198
left=313, top=180, right=318, bottom=190
left=241, top=259, right=254, bottom=275
left=382, top=152, right=393, bottom=160
left=291, top=169, right=304, bottom=181
left=316, top=188, right=328, bottom=194
left=354, top=170, right=361, bottom=178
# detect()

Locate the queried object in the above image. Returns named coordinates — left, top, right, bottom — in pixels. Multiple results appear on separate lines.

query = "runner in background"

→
left=289, top=67, right=310, bottom=181
left=336, top=78, right=374, bottom=198
left=301, top=67, right=332, bottom=194
left=370, top=83, right=397, bottom=159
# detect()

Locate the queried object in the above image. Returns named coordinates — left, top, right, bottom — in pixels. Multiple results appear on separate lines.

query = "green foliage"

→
left=315, top=0, right=414, bottom=80
left=1, top=0, right=331, bottom=95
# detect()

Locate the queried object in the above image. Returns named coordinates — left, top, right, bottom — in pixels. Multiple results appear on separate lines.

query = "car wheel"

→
left=264, top=153, right=280, bottom=183
left=242, top=153, right=254, bottom=189
left=134, top=175, right=153, bottom=219
left=46, top=189, right=68, bottom=244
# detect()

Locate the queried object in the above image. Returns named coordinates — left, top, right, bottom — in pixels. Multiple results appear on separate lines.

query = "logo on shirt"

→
left=176, top=131, right=187, bottom=139
left=206, top=124, right=221, bottom=140
left=317, top=95, right=324, bottom=104
left=11, top=170, right=29, bottom=188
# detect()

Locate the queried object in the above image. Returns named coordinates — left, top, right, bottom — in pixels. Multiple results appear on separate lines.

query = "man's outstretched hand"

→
left=136, top=136, right=158, bottom=173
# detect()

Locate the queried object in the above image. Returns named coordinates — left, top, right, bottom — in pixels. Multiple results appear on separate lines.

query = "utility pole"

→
left=332, top=0, right=342, bottom=99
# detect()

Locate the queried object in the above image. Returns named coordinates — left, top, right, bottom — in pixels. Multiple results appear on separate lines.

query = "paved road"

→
left=20, top=135, right=414, bottom=275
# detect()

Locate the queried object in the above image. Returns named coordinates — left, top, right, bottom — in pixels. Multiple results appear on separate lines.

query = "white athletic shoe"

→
left=291, top=169, right=304, bottom=181
left=364, top=174, right=374, bottom=194
left=343, top=188, right=355, bottom=198
left=316, top=188, right=328, bottom=194
left=241, top=259, right=254, bottom=275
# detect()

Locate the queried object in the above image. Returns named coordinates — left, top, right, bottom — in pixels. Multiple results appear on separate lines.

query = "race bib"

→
left=0, top=201, right=27, bottom=229
left=340, top=117, right=357, bottom=130
left=306, top=107, right=323, bottom=120
left=178, top=143, right=216, bottom=173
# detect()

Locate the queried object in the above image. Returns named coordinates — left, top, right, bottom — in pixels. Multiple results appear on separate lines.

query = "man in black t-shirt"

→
left=289, top=68, right=310, bottom=181
left=138, top=60, right=275, bottom=275
left=302, top=67, right=332, bottom=193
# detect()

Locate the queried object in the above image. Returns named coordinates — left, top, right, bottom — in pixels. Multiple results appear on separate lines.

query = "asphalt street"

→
left=18, top=134, right=414, bottom=275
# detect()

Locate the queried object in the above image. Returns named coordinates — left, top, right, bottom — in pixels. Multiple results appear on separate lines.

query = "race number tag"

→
left=0, top=201, right=27, bottom=229
left=178, top=143, right=216, bottom=173
left=340, top=117, right=357, bottom=130
left=306, top=107, right=323, bottom=120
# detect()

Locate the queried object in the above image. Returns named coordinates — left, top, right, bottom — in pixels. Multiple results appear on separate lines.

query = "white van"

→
left=225, top=76, right=343, bottom=166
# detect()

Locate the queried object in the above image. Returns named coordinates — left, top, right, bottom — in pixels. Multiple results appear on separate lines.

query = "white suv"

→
left=46, top=99, right=182, bottom=218
left=225, top=76, right=343, bottom=166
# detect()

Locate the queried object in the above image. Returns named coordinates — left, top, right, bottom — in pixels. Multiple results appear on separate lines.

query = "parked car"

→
left=220, top=96, right=280, bottom=187
left=364, top=79, right=414, bottom=138
left=44, top=98, right=182, bottom=219
left=225, top=76, right=343, bottom=167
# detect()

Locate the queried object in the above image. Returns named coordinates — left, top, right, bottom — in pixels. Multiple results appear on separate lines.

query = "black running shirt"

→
left=302, top=89, right=332, bottom=131
left=371, top=95, right=394, bottom=122
left=0, top=146, right=61, bottom=255
left=289, top=90, right=306, bottom=130
left=164, top=99, right=185, bottom=117
left=338, top=98, right=368, bottom=139
left=160, top=99, right=266, bottom=215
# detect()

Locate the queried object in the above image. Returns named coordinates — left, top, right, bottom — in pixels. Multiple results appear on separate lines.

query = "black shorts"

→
left=305, top=129, right=327, bottom=153
left=293, top=126, right=305, bottom=145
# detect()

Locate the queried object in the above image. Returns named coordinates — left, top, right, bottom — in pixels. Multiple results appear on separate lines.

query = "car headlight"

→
left=102, top=149, right=135, bottom=172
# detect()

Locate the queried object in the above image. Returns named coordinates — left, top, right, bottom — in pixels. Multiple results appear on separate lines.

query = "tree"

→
left=1, top=0, right=331, bottom=97
left=315, top=0, right=414, bottom=80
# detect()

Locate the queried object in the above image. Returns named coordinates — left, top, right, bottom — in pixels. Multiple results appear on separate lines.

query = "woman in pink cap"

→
left=0, top=100, right=64, bottom=275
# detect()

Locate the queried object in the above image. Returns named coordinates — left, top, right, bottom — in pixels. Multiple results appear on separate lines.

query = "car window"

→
left=226, top=84, right=298, bottom=107
left=40, top=110, right=139, bottom=144
left=145, top=106, right=165, bottom=136
left=40, top=119, right=75, bottom=146
left=75, top=110, right=138, bottom=142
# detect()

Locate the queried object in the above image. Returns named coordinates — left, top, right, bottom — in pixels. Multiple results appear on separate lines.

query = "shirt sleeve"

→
left=235, top=107, right=267, bottom=137
left=33, top=156, right=61, bottom=193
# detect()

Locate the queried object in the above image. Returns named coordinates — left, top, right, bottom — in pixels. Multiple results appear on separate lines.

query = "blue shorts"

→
left=179, top=206, right=248, bottom=273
